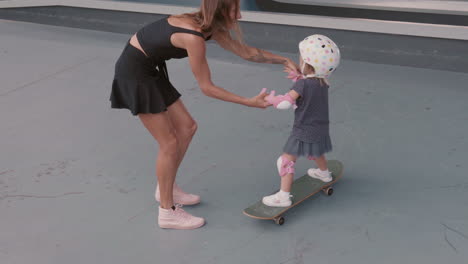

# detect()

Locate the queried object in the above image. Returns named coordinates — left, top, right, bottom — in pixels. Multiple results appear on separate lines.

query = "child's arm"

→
left=265, top=89, right=300, bottom=110
left=288, top=90, right=300, bottom=101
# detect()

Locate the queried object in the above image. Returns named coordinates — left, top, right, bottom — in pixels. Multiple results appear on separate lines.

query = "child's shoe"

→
left=156, top=183, right=201, bottom=205
left=262, top=191, right=293, bottom=207
left=158, top=205, right=205, bottom=230
left=307, top=168, right=332, bottom=182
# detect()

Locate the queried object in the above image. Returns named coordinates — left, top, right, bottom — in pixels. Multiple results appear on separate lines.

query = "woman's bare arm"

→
left=213, top=33, right=299, bottom=72
left=184, top=34, right=269, bottom=108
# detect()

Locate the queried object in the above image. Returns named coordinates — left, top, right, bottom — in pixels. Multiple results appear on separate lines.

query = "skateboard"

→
left=243, top=160, right=343, bottom=225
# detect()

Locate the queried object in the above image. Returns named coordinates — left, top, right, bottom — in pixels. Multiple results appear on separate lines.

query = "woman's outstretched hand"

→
left=283, top=58, right=300, bottom=75
left=247, top=88, right=271, bottom=108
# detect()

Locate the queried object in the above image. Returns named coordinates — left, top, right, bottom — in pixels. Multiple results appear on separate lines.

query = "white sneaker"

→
left=262, top=191, right=292, bottom=207
left=158, top=205, right=205, bottom=230
left=308, top=168, right=332, bottom=182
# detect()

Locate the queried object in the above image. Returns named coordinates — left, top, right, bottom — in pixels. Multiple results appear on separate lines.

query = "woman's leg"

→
left=139, top=112, right=179, bottom=209
left=166, top=99, right=197, bottom=170
left=153, top=99, right=201, bottom=204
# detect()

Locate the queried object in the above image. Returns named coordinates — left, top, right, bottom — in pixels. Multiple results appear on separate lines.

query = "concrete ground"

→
left=1, top=19, right=468, bottom=264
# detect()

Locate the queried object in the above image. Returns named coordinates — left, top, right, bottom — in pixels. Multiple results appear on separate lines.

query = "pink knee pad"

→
left=277, top=156, right=295, bottom=177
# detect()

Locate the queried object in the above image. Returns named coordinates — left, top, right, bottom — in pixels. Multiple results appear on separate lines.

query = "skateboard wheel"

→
left=274, top=217, right=285, bottom=225
left=323, top=187, right=334, bottom=196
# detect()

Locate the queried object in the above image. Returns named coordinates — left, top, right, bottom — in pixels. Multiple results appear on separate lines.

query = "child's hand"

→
left=265, top=90, right=276, bottom=105
left=286, top=70, right=303, bottom=82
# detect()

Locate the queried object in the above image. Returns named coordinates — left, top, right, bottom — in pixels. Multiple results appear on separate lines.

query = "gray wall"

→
left=0, top=6, right=467, bottom=72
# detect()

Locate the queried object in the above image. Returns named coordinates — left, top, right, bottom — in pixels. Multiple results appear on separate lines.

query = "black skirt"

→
left=110, top=41, right=181, bottom=115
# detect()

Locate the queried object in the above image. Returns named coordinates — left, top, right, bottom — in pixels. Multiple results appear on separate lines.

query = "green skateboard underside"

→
left=243, top=160, right=343, bottom=219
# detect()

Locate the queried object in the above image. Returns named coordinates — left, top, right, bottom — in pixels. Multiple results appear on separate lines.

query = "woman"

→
left=110, top=0, right=299, bottom=230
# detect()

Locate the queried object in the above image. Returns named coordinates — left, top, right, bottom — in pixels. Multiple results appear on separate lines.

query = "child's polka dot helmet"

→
left=299, top=34, right=341, bottom=78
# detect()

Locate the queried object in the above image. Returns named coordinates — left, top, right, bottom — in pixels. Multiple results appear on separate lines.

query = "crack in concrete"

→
left=198, top=163, right=217, bottom=176
left=127, top=202, right=158, bottom=223
left=442, top=223, right=468, bottom=239
left=280, top=237, right=314, bottom=264
left=365, top=227, right=372, bottom=242
left=441, top=222, right=468, bottom=253
left=438, top=183, right=468, bottom=190
left=444, top=228, right=458, bottom=253
left=0, top=191, right=84, bottom=200
left=0, top=56, right=99, bottom=97
left=280, top=257, right=296, bottom=264
left=0, top=170, right=14, bottom=176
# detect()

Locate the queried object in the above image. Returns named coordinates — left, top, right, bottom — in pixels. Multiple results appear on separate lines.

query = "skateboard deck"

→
left=243, top=160, right=343, bottom=225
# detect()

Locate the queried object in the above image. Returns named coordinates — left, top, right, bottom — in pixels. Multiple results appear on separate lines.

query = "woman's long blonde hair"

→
left=176, top=0, right=243, bottom=42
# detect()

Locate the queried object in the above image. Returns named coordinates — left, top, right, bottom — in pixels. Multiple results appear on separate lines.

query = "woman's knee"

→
left=179, top=120, right=198, bottom=139
left=188, top=121, right=198, bottom=137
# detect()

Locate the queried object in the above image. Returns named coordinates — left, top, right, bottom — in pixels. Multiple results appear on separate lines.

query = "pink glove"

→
left=265, top=90, right=297, bottom=110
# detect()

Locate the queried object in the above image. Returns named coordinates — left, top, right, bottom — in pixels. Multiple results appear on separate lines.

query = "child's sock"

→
left=319, top=169, right=330, bottom=175
left=278, top=190, right=290, bottom=198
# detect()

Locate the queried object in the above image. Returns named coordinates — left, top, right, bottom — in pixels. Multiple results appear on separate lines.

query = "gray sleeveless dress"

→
left=282, top=78, right=333, bottom=158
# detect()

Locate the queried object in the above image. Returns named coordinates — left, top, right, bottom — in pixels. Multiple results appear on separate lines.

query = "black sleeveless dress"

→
left=110, top=16, right=211, bottom=115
